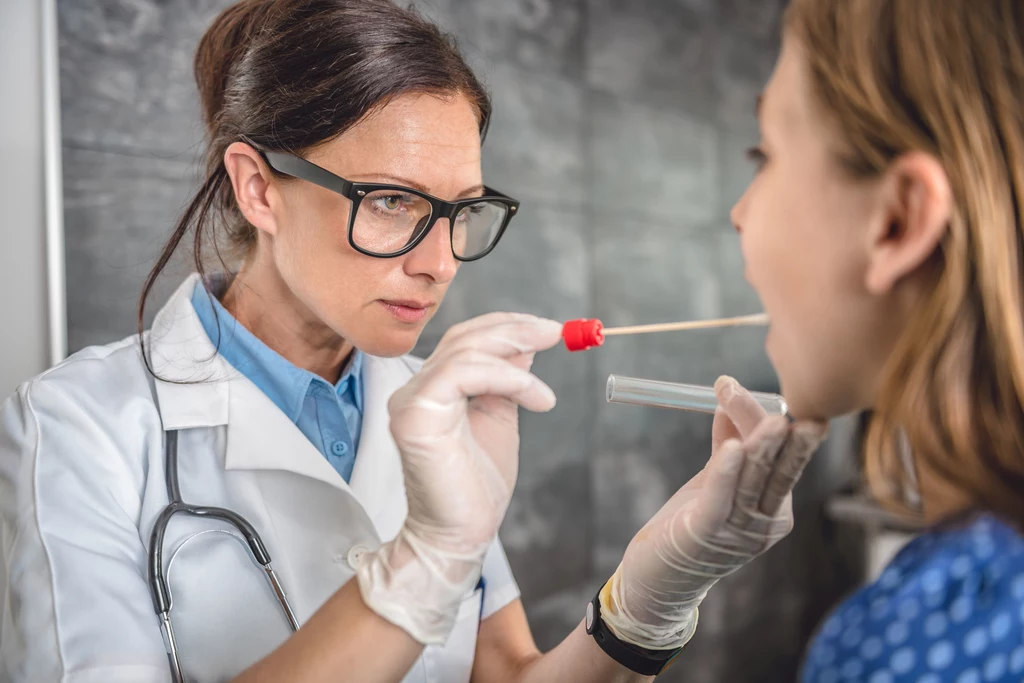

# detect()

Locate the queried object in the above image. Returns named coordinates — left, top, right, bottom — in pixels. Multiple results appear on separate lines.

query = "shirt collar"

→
left=342, top=349, right=365, bottom=413
left=190, top=277, right=363, bottom=423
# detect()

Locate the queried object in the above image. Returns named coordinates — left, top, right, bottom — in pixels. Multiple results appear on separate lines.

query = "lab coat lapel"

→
left=348, top=355, right=409, bottom=541
left=148, top=274, right=353, bottom=496
left=150, top=275, right=232, bottom=430
left=223, top=377, right=353, bottom=495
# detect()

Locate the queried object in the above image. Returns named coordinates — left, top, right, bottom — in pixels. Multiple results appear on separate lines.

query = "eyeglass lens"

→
left=351, top=189, right=508, bottom=258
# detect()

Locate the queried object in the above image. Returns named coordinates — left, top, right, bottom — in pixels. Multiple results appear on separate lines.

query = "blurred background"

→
left=1, top=1, right=906, bottom=680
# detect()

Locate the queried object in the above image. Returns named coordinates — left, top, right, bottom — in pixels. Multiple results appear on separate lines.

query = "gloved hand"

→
left=601, top=376, right=828, bottom=650
left=356, top=312, right=563, bottom=645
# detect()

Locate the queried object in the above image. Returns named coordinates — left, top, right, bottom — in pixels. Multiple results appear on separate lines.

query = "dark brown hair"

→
left=138, top=0, right=490, bottom=361
left=785, top=0, right=1024, bottom=527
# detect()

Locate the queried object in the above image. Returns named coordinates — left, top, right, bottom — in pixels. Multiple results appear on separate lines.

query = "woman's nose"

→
left=403, top=217, right=458, bottom=283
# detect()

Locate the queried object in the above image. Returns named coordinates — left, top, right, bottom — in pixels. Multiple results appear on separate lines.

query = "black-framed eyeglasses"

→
left=256, top=148, right=519, bottom=262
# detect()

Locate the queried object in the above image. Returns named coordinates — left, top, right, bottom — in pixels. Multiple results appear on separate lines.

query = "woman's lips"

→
left=379, top=299, right=432, bottom=323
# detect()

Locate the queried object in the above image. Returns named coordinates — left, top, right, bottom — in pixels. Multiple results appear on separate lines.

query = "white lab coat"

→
left=0, top=275, right=520, bottom=683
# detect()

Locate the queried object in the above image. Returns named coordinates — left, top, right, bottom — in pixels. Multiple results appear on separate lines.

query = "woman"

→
left=732, top=0, right=1024, bottom=680
left=0, top=1, right=824, bottom=682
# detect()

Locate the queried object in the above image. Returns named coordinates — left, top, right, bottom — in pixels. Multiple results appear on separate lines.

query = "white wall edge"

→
left=41, top=0, right=67, bottom=365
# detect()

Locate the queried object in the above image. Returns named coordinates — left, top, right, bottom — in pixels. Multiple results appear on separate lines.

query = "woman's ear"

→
left=223, top=141, right=279, bottom=237
left=864, top=151, right=952, bottom=294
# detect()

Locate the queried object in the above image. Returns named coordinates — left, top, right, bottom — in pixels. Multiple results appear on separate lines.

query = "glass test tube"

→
left=607, top=375, right=788, bottom=416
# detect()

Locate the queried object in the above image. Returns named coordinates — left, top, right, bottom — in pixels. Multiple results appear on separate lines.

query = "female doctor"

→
left=0, top=1, right=826, bottom=682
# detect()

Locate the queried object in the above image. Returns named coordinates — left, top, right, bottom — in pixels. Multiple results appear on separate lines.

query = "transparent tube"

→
left=607, top=375, right=788, bottom=416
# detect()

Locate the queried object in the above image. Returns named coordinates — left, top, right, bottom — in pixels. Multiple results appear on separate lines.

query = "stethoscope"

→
left=148, top=429, right=300, bottom=682
left=146, top=428, right=489, bottom=682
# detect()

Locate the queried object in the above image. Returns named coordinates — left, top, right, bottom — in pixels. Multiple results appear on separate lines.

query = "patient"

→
left=731, top=1, right=1024, bottom=680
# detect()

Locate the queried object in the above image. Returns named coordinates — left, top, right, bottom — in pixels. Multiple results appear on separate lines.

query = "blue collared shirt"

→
left=191, top=281, right=364, bottom=482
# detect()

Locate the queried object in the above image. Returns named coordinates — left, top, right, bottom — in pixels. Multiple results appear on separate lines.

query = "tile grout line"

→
left=62, top=139, right=203, bottom=164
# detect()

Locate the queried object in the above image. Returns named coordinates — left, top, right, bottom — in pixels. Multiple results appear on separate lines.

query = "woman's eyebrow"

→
left=353, top=174, right=485, bottom=199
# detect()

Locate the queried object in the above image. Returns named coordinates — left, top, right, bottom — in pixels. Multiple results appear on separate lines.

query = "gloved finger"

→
left=720, top=505, right=794, bottom=546
left=440, top=311, right=542, bottom=340
left=427, top=319, right=563, bottom=367
left=468, top=394, right=523, bottom=426
left=505, top=352, right=537, bottom=372
left=730, top=415, right=788, bottom=513
left=412, top=354, right=557, bottom=413
left=686, top=416, right=782, bottom=538
left=758, top=420, right=827, bottom=516
left=711, top=407, right=740, bottom=454
left=714, top=376, right=767, bottom=440
left=687, top=436, right=747, bottom=536
left=435, top=312, right=561, bottom=352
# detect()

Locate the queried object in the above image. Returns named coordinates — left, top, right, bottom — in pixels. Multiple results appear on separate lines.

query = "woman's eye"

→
left=455, top=203, right=486, bottom=223
left=374, top=194, right=410, bottom=212
left=746, top=146, right=768, bottom=171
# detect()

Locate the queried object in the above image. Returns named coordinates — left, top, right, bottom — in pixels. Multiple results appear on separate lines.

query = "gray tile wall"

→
left=58, top=1, right=863, bottom=680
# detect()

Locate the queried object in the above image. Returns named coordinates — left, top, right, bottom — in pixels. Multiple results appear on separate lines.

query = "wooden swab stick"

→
left=602, top=313, right=769, bottom=337
left=561, top=313, right=769, bottom=352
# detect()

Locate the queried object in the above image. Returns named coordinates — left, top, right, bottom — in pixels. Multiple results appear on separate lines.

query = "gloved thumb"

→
left=714, top=376, right=767, bottom=440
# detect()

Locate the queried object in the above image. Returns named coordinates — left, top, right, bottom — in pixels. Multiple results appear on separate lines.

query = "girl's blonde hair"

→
left=785, top=0, right=1024, bottom=524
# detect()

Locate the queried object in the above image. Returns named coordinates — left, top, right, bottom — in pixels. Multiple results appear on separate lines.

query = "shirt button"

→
left=347, top=544, right=370, bottom=570
left=331, top=440, right=349, bottom=456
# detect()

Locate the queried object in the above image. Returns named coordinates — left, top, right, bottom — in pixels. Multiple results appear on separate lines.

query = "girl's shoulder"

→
left=802, top=514, right=1024, bottom=682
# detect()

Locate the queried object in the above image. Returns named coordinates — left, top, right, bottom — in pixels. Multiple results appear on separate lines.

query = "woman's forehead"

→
left=307, top=93, right=484, bottom=190
left=342, top=93, right=481, bottom=150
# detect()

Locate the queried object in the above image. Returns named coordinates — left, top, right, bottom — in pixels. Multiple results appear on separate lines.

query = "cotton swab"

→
left=603, top=313, right=769, bottom=336
left=561, top=313, right=769, bottom=352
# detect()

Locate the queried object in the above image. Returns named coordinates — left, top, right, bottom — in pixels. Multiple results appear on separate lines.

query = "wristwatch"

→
left=585, top=587, right=686, bottom=676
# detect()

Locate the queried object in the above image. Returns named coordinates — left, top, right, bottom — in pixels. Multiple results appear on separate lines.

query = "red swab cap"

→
left=562, top=318, right=605, bottom=352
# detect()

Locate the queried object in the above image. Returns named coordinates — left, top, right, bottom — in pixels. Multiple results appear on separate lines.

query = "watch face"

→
left=585, top=601, right=595, bottom=632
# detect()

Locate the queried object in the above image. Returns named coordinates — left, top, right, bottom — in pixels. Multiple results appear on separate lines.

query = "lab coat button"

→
left=347, top=544, right=370, bottom=569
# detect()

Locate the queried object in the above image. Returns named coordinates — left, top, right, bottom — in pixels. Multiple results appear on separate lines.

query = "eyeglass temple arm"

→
left=481, top=185, right=516, bottom=201
left=254, top=141, right=516, bottom=208
left=262, top=150, right=353, bottom=196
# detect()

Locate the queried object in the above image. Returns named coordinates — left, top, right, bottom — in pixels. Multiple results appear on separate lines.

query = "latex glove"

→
left=602, top=376, right=828, bottom=650
left=356, top=312, right=563, bottom=645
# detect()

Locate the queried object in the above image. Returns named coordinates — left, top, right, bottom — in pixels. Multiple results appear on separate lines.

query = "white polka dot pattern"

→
left=801, top=515, right=1024, bottom=682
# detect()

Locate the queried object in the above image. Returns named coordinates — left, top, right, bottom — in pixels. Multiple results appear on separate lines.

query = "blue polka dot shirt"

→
left=802, top=515, right=1024, bottom=683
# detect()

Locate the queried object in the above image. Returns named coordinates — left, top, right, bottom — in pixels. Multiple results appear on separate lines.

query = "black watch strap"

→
left=585, top=587, right=684, bottom=676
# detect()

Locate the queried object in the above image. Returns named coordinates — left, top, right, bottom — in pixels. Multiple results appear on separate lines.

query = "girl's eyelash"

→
left=745, top=146, right=768, bottom=170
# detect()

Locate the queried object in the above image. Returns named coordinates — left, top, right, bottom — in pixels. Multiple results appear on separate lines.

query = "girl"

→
left=732, top=1, right=1024, bottom=680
